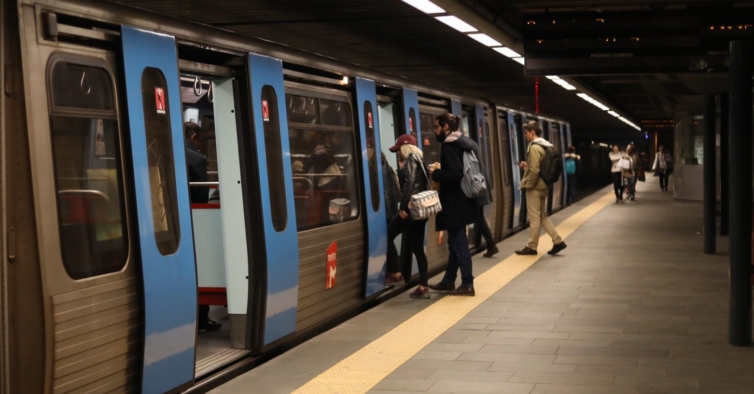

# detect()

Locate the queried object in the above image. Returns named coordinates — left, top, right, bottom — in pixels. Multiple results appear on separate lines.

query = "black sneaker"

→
left=447, top=285, right=475, bottom=297
left=515, top=247, right=537, bottom=256
left=483, top=246, right=500, bottom=258
left=198, top=319, right=222, bottom=333
left=548, top=242, right=567, bottom=255
left=428, top=281, right=456, bottom=292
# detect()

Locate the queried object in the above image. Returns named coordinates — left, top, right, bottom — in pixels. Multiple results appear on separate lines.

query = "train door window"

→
left=287, top=93, right=360, bottom=230
left=499, top=117, right=511, bottom=187
left=484, top=120, right=494, bottom=191
left=142, top=68, right=181, bottom=255
left=364, top=101, right=380, bottom=212
left=408, top=108, right=418, bottom=138
left=47, top=57, right=128, bottom=279
left=263, top=86, right=289, bottom=230
left=420, top=112, right=441, bottom=164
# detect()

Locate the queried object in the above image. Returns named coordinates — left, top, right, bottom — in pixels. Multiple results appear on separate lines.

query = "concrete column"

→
left=720, top=94, right=729, bottom=236
left=703, top=93, right=716, bottom=254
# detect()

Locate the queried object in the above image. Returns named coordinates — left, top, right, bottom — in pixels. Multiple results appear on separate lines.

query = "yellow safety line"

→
left=292, top=191, right=615, bottom=394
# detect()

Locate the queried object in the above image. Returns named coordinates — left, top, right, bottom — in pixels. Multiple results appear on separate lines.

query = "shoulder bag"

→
left=408, top=161, right=442, bottom=220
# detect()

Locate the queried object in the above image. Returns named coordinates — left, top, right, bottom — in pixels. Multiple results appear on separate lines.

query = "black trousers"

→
left=199, top=305, right=210, bottom=326
left=612, top=172, right=623, bottom=199
left=566, top=175, right=576, bottom=204
left=659, top=172, right=669, bottom=190
left=387, top=214, right=429, bottom=286
left=477, top=206, right=495, bottom=250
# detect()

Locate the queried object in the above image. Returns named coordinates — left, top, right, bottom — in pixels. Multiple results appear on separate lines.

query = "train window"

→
left=48, top=59, right=128, bottom=279
left=408, top=108, right=417, bottom=138
left=262, top=86, right=288, bottom=232
left=141, top=68, right=181, bottom=256
left=287, top=95, right=319, bottom=124
left=320, top=99, right=353, bottom=127
left=286, top=94, right=360, bottom=231
left=484, top=121, right=494, bottom=191
left=499, top=119, right=511, bottom=187
left=363, top=101, right=380, bottom=212
left=419, top=112, right=441, bottom=164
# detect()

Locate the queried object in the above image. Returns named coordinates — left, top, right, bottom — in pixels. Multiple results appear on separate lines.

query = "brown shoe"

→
left=385, top=273, right=403, bottom=285
left=428, top=281, right=456, bottom=292
left=547, top=242, right=567, bottom=255
left=515, top=247, right=537, bottom=256
left=409, top=287, right=430, bottom=299
left=483, top=246, right=500, bottom=258
left=447, top=285, right=475, bottom=297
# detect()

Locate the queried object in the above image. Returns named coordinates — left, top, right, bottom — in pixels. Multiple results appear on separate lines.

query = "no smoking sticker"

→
left=262, top=100, right=270, bottom=122
left=155, top=87, right=166, bottom=115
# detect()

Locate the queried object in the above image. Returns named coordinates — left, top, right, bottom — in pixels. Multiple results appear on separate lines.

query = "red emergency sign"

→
left=409, top=117, right=413, bottom=132
left=325, top=241, right=337, bottom=289
left=155, top=87, right=166, bottom=115
left=424, top=138, right=430, bottom=146
left=262, top=100, right=270, bottom=122
left=367, top=112, right=373, bottom=128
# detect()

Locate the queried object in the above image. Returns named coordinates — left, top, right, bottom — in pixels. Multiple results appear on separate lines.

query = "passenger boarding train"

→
left=0, top=0, right=575, bottom=393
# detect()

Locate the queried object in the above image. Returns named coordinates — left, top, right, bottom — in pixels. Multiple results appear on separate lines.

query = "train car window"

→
left=499, top=118, right=511, bottom=187
left=484, top=120, right=494, bottom=191
left=408, top=108, right=418, bottom=138
left=286, top=93, right=360, bottom=231
left=141, top=68, right=181, bottom=256
left=262, top=86, right=288, bottom=232
left=363, top=101, right=380, bottom=212
left=419, top=112, right=440, bottom=164
left=287, top=95, right=319, bottom=124
left=48, top=59, right=128, bottom=279
left=320, top=99, right=353, bottom=127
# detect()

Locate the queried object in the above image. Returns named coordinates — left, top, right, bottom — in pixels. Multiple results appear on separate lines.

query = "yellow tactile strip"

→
left=292, top=191, right=615, bottom=394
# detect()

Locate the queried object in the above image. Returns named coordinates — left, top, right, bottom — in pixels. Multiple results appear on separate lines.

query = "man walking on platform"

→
left=515, top=121, right=567, bottom=256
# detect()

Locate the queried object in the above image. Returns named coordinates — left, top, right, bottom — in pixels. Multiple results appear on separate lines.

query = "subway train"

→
left=0, top=1, right=581, bottom=393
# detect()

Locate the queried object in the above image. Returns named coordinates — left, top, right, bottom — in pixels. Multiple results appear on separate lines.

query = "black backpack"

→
left=537, top=144, right=563, bottom=185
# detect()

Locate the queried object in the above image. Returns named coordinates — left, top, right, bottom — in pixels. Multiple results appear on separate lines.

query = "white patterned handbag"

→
left=408, top=163, right=442, bottom=220
left=328, top=198, right=351, bottom=223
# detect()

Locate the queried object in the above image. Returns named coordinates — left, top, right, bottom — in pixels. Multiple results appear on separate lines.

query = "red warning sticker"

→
left=424, top=138, right=430, bottom=146
left=479, top=126, right=483, bottom=138
left=325, top=241, right=337, bottom=290
left=155, top=87, right=166, bottom=115
left=409, top=117, right=414, bottom=132
left=367, top=112, right=373, bottom=128
left=262, top=100, right=270, bottom=122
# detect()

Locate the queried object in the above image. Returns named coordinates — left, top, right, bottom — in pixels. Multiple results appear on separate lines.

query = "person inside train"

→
left=515, top=121, right=567, bottom=256
left=385, top=135, right=431, bottom=298
left=564, top=146, right=580, bottom=205
left=380, top=151, right=402, bottom=277
left=428, top=113, right=478, bottom=296
left=184, top=122, right=222, bottom=333
left=609, top=144, right=625, bottom=203
left=306, top=131, right=345, bottom=221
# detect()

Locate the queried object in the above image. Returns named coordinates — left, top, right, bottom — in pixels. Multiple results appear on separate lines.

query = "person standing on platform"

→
left=515, top=121, right=567, bottom=256
left=623, top=144, right=639, bottom=201
left=467, top=138, right=499, bottom=258
left=652, top=145, right=672, bottom=192
left=427, top=113, right=479, bottom=296
left=564, top=146, right=580, bottom=205
left=381, top=149, right=405, bottom=286
left=609, top=145, right=625, bottom=203
left=184, top=122, right=222, bottom=333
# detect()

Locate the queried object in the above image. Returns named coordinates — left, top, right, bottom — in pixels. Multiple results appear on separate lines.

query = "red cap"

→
left=389, top=134, right=417, bottom=152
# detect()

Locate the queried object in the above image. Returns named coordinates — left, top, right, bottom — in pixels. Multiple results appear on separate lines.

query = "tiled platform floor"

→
left=213, top=181, right=754, bottom=394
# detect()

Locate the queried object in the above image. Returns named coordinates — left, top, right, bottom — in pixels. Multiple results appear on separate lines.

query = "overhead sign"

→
left=523, top=10, right=754, bottom=75
left=641, top=119, right=674, bottom=130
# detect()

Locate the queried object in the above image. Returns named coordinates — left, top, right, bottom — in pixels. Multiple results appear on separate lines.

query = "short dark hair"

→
left=436, top=112, right=460, bottom=132
left=568, top=145, right=576, bottom=153
left=184, top=122, right=202, bottom=139
left=523, top=120, right=542, bottom=136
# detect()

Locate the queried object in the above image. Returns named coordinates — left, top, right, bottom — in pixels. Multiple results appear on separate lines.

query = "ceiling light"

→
left=608, top=111, right=620, bottom=117
left=546, top=75, right=561, bottom=80
left=493, top=47, right=521, bottom=58
left=469, top=33, right=502, bottom=47
left=618, top=116, right=641, bottom=131
left=553, top=79, right=576, bottom=90
left=435, top=15, right=477, bottom=33
left=512, top=57, right=525, bottom=65
left=402, top=0, right=445, bottom=14
left=576, top=93, right=609, bottom=111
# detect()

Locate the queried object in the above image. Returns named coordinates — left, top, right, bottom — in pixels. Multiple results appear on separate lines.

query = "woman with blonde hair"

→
left=385, top=134, right=430, bottom=299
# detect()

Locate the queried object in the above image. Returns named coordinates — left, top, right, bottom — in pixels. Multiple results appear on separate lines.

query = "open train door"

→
left=121, top=26, right=198, bottom=393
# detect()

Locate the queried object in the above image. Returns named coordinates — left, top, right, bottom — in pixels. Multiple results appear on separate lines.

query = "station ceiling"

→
left=113, top=0, right=752, bottom=139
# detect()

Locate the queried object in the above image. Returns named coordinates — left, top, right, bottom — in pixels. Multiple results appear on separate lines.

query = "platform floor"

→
left=211, top=181, right=754, bottom=394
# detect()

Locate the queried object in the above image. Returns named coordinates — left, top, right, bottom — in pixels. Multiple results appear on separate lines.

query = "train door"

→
left=513, top=113, right=527, bottom=227
left=177, top=51, right=254, bottom=375
left=19, top=14, right=147, bottom=393
left=549, top=122, right=565, bottom=213
left=121, top=26, right=200, bottom=393
left=468, top=105, right=492, bottom=250
left=563, top=124, right=572, bottom=207
left=497, top=110, right=515, bottom=236
left=400, top=88, right=422, bottom=280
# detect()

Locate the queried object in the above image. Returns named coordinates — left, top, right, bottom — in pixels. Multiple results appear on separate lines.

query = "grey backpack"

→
left=461, top=149, right=487, bottom=198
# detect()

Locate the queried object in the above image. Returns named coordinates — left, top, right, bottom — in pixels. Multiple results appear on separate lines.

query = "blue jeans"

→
left=441, top=227, right=474, bottom=287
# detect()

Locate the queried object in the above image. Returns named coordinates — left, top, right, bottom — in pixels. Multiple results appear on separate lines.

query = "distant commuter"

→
left=385, top=135, right=431, bottom=299
left=652, top=145, right=672, bottom=192
left=564, top=146, right=580, bottom=205
left=185, top=122, right=221, bottom=333
left=428, top=113, right=479, bottom=296
left=609, top=145, right=625, bottom=203
left=468, top=138, right=498, bottom=258
left=623, top=144, right=638, bottom=201
left=515, top=121, right=566, bottom=256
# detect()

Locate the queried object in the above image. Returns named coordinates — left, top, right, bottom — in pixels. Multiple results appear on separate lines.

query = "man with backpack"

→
left=427, top=113, right=479, bottom=296
left=515, top=121, right=567, bottom=256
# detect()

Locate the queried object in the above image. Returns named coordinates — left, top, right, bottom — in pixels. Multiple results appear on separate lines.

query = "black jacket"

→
left=399, top=153, right=429, bottom=213
left=431, top=135, right=479, bottom=231
left=185, top=140, right=209, bottom=204
left=382, top=160, right=401, bottom=219
left=468, top=138, right=492, bottom=207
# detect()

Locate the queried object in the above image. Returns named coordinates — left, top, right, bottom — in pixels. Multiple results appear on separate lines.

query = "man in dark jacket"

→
left=428, top=113, right=479, bottom=296
left=184, top=122, right=221, bottom=333
left=468, top=137, right=498, bottom=258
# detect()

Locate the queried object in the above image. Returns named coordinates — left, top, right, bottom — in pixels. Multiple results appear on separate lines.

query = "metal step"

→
left=195, top=348, right=250, bottom=378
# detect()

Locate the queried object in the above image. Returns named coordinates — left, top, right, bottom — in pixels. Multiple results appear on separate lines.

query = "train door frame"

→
left=399, top=88, right=421, bottom=280
left=514, top=113, right=527, bottom=227
left=495, top=108, right=514, bottom=237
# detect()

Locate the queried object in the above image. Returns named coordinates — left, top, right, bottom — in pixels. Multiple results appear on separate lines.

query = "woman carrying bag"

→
left=609, top=145, right=625, bottom=203
left=386, top=134, right=432, bottom=299
left=622, top=144, right=638, bottom=201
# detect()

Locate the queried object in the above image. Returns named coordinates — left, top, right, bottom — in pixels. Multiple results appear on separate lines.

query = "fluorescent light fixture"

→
left=608, top=111, right=620, bottom=117
left=469, top=33, right=502, bottom=47
left=618, top=116, right=641, bottom=131
left=402, top=0, right=445, bottom=14
left=553, top=79, right=576, bottom=90
left=512, top=57, right=525, bottom=65
left=493, top=47, right=521, bottom=58
left=435, top=15, right=477, bottom=33
left=546, top=75, right=561, bottom=80
left=576, top=93, right=610, bottom=111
